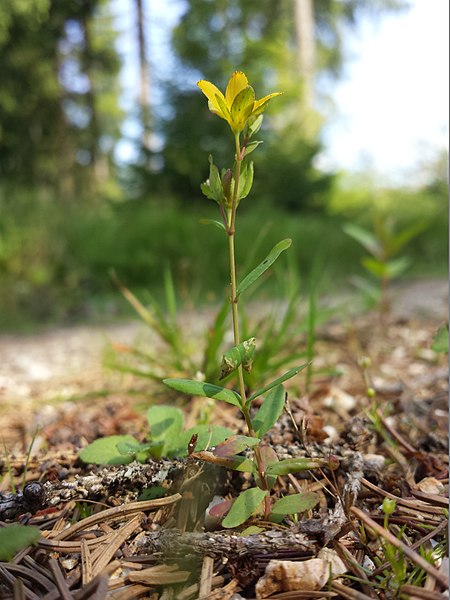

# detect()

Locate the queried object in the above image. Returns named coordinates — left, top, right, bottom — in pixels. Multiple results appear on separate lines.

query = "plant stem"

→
left=228, top=133, right=250, bottom=428
left=228, top=132, right=270, bottom=517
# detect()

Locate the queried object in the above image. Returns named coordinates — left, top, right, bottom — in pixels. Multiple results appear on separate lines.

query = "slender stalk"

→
left=227, top=132, right=270, bottom=517
left=227, top=133, right=251, bottom=429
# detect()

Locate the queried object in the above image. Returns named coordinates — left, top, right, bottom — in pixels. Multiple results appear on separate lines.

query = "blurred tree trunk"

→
left=135, top=0, right=152, bottom=150
left=81, top=11, right=101, bottom=188
left=293, top=0, right=316, bottom=109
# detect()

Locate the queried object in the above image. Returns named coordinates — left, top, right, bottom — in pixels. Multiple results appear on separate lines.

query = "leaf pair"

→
left=163, top=363, right=306, bottom=410
left=200, top=155, right=253, bottom=210
left=221, top=488, right=320, bottom=529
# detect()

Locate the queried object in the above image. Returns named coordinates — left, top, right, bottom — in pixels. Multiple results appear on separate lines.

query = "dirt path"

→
left=0, top=278, right=447, bottom=406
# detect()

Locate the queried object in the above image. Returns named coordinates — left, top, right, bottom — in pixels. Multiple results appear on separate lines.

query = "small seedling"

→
left=343, top=216, right=427, bottom=313
left=80, top=405, right=234, bottom=465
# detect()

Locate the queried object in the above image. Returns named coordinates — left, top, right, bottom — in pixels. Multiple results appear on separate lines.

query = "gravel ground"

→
left=0, top=278, right=447, bottom=405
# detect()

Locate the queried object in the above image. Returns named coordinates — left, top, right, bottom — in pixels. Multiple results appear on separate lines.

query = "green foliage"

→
left=0, top=525, right=40, bottom=561
left=270, top=492, right=319, bottom=518
left=431, top=325, right=449, bottom=354
left=163, top=379, right=242, bottom=407
left=79, top=406, right=234, bottom=465
left=79, top=435, right=141, bottom=465
left=222, top=487, right=268, bottom=529
left=251, top=385, right=286, bottom=437
left=0, top=0, right=122, bottom=192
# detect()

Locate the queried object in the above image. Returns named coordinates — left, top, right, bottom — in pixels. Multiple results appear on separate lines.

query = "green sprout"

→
left=343, top=215, right=427, bottom=314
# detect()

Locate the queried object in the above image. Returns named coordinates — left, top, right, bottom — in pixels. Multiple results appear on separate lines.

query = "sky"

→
left=319, top=0, right=449, bottom=184
left=114, top=0, right=449, bottom=186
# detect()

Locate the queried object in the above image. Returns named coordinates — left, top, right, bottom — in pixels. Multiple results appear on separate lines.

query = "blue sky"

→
left=113, top=0, right=449, bottom=185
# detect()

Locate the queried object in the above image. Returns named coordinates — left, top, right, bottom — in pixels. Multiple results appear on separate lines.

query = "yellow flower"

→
left=197, top=71, right=281, bottom=134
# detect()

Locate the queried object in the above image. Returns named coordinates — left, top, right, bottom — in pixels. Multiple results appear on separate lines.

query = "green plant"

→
left=80, top=405, right=234, bottom=465
left=343, top=216, right=428, bottom=313
left=0, top=525, right=40, bottom=561
left=163, top=71, right=339, bottom=527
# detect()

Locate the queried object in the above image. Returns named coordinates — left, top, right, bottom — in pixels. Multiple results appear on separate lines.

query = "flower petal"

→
left=252, top=92, right=283, bottom=116
left=215, top=93, right=233, bottom=124
left=231, top=86, right=255, bottom=132
left=197, top=80, right=227, bottom=117
left=225, top=71, right=249, bottom=107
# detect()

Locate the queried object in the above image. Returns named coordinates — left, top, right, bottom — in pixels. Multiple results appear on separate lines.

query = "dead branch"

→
left=133, top=527, right=317, bottom=559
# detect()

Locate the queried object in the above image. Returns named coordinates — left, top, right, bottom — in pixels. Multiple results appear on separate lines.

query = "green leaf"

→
left=147, top=406, right=184, bottom=445
left=252, top=384, right=285, bottom=437
left=170, top=425, right=235, bottom=457
left=432, top=325, right=449, bottom=354
left=163, top=378, right=242, bottom=407
left=212, top=435, right=260, bottom=457
left=222, top=487, right=268, bottom=528
left=116, top=442, right=164, bottom=462
left=385, top=256, right=411, bottom=278
left=247, top=364, right=307, bottom=403
left=270, top=492, right=319, bottom=516
left=199, top=218, right=226, bottom=232
left=265, top=456, right=338, bottom=477
left=0, top=525, right=40, bottom=561
left=79, top=435, right=140, bottom=465
left=240, top=525, right=265, bottom=535
left=361, top=256, right=387, bottom=278
left=201, top=155, right=223, bottom=203
left=343, top=223, right=381, bottom=257
left=237, top=160, right=254, bottom=200
left=387, top=221, right=428, bottom=254
left=237, top=239, right=292, bottom=296
left=138, top=486, right=167, bottom=501
left=246, top=114, right=263, bottom=137
left=220, top=337, right=256, bottom=379
left=243, top=140, right=263, bottom=157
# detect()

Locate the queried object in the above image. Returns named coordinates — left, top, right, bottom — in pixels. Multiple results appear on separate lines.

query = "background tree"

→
left=135, top=0, right=407, bottom=210
left=0, top=0, right=122, bottom=196
left=135, top=0, right=152, bottom=151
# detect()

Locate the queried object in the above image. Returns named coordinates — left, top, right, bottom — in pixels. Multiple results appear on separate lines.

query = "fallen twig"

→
left=133, top=527, right=316, bottom=559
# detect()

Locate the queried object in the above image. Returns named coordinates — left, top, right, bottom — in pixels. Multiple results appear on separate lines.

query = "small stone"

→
left=416, top=477, right=446, bottom=495
left=255, top=550, right=347, bottom=598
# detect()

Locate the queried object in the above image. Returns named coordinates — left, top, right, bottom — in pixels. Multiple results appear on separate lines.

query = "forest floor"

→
left=0, top=278, right=448, bottom=599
